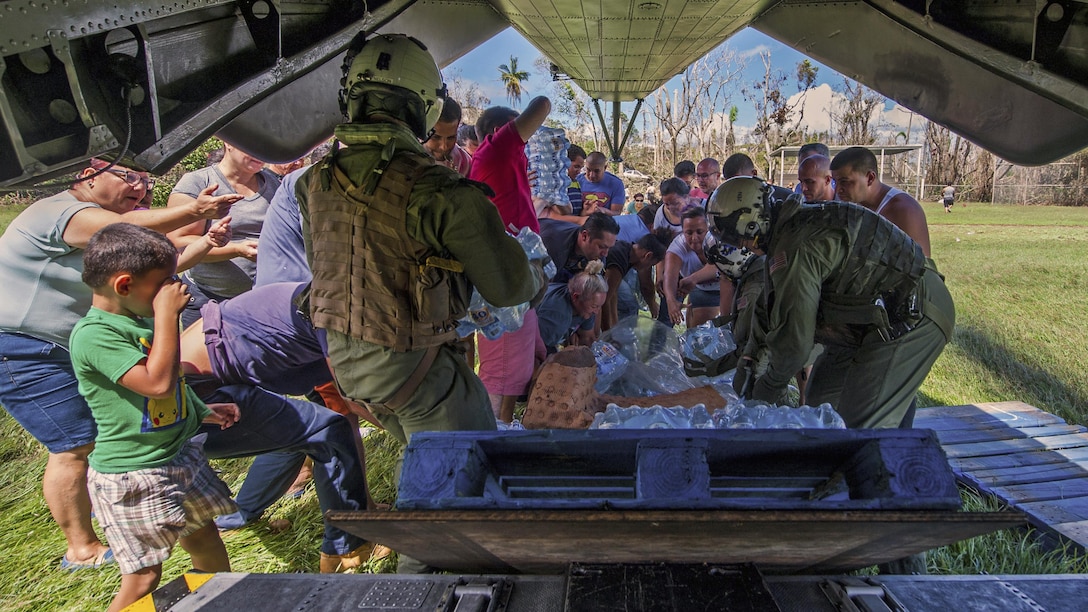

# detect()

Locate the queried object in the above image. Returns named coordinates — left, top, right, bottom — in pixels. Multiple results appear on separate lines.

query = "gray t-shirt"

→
left=667, top=232, right=719, bottom=292
left=0, top=191, right=97, bottom=347
left=172, top=165, right=279, bottom=297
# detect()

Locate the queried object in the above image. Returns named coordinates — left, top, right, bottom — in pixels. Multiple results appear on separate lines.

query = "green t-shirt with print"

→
left=70, top=307, right=210, bottom=473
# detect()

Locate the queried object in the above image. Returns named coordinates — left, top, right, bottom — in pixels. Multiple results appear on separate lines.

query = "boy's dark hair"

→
left=636, top=230, right=668, bottom=261
left=475, top=106, right=519, bottom=140
left=581, top=211, right=621, bottom=239
left=568, top=144, right=587, bottom=161
left=457, top=123, right=477, bottom=146
left=82, top=223, right=178, bottom=288
left=438, top=96, right=462, bottom=124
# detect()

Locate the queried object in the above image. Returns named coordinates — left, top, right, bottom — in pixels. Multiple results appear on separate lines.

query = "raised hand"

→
left=192, top=184, right=242, bottom=219
left=204, top=216, right=233, bottom=248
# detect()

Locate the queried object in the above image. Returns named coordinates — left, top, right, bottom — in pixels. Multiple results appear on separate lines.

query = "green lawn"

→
left=1, top=200, right=1087, bottom=610
left=919, top=202, right=1088, bottom=426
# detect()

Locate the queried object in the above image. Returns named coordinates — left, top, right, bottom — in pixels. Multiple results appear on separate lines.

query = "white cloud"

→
left=739, top=44, right=771, bottom=61
left=781, top=84, right=920, bottom=143
left=787, top=83, right=838, bottom=133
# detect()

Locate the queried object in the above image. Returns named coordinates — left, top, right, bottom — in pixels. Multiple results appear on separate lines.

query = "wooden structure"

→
left=915, top=401, right=1088, bottom=551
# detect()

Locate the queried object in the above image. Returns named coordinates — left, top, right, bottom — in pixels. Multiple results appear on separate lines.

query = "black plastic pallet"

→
left=396, top=429, right=961, bottom=510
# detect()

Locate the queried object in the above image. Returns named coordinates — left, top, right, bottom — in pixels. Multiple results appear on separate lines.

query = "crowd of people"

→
left=0, top=30, right=954, bottom=608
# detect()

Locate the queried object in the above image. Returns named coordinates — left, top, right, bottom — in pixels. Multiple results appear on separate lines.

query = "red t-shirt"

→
left=469, top=122, right=538, bottom=233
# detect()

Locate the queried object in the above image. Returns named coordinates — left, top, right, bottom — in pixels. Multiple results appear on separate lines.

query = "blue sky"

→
left=446, top=27, right=847, bottom=129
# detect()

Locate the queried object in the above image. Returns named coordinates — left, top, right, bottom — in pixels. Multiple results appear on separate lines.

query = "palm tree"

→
left=498, top=56, right=529, bottom=106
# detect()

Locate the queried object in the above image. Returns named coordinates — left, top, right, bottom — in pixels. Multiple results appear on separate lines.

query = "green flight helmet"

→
left=340, top=33, right=446, bottom=138
left=706, top=176, right=773, bottom=249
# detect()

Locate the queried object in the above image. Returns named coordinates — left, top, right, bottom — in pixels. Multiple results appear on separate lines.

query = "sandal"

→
left=60, top=548, right=115, bottom=572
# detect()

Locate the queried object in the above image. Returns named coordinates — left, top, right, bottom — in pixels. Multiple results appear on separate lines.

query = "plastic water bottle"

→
left=494, top=299, right=528, bottom=333
left=593, top=340, right=630, bottom=392
left=458, top=289, right=529, bottom=341
left=455, top=317, right=477, bottom=339
left=514, top=226, right=557, bottom=280
left=525, top=126, right=571, bottom=208
left=469, top=298, right=505, bottom=341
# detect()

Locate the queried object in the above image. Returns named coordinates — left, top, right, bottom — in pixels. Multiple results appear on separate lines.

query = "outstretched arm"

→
left=177, top=216, right=233, bottom=273
left=515, top=96, right=551, bottom=142
left=600, top=268, right=624, bottom=332
left=62, top=185, right=238, bottom=249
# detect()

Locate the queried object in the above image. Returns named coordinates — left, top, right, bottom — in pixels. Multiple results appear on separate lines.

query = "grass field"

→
left=1, top=200, right=1087, bottom=610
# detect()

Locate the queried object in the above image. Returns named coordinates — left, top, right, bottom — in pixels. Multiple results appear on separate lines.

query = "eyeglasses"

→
left=105, top=168, right=153, bottom=189
left=695, top=173, right=716, bottom=179
left=634, top=198, right=644, bottom=202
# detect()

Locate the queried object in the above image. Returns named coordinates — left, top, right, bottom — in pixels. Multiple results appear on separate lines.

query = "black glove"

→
left=683, top=350, right=739, bottom=379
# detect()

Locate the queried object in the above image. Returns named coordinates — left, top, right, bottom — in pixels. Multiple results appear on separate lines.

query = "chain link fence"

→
left=990, top=162, right=1088, bottom=206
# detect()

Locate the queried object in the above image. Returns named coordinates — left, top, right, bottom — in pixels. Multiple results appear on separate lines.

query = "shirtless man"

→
left=831, top=146, right=931, bottom=256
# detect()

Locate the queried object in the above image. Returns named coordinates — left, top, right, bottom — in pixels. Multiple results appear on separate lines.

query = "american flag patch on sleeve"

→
left=769, top=251, right=788, bottom=274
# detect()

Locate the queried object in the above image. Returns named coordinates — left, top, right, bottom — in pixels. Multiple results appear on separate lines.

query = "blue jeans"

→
left=195, top=382, right=368, bottom=555
left=616, top=269, right=640, bottom=320
left=232, top=451, right=307, bottom=521
left=0, top=332, right=96, bottom=453
left=180, top=277, right=232, bottom=330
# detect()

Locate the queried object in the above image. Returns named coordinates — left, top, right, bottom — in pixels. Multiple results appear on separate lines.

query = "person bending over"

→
left=537, top=261, right=609, bottom=354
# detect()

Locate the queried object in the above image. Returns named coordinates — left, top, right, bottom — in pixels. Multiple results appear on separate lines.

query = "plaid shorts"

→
left=88, top=436, right=236, bottom=574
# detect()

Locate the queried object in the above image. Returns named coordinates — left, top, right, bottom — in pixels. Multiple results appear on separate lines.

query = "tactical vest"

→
left=307, top=150, right=467, bottom=352
left=773, top=201, right=926, bottom=346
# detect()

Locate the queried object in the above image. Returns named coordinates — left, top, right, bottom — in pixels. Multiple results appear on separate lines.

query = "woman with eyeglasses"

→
left=168, top=140, right=280, bottom=327
left=622, top=192, right=646, bottom=215
left=0, top=158, right=237, bottom=572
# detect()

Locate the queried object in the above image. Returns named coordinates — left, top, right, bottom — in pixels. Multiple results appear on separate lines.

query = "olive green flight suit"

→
left=750, top=198, right=955, bottom=428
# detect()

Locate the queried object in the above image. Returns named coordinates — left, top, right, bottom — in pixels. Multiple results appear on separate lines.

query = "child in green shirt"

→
left=70, top=222, right=239, bottom=612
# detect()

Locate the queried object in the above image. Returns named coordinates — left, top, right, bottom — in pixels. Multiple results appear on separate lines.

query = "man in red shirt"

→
left=469, top=96, right=552, bottom=232
left=469, top=96, right=553, bottom=422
